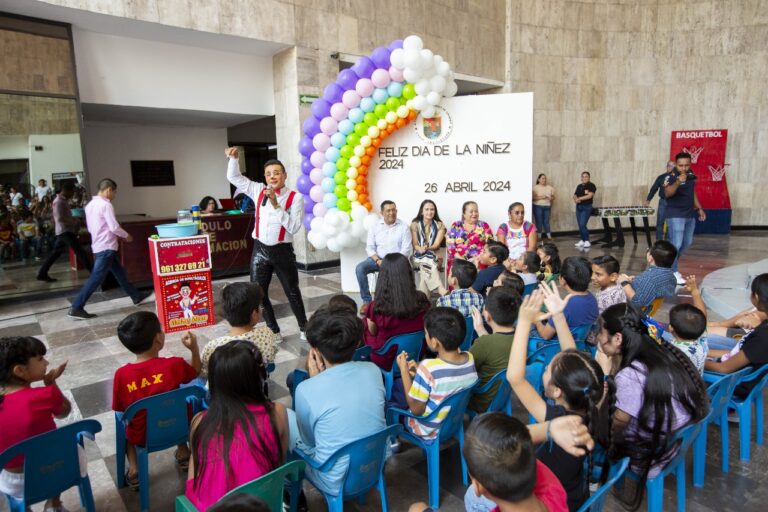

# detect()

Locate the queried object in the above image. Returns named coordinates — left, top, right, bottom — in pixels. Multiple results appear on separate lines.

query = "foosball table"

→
left=590, top=206, right=655, bottom=248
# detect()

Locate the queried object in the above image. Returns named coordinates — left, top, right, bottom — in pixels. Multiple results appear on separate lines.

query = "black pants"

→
left=250, top=240, right=307, bottom=333
left=37, top=232, right=92, bottom=278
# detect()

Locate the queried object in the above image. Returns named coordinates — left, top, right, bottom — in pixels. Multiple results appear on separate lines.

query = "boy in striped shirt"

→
left=396, top=307, right=478, bottom=439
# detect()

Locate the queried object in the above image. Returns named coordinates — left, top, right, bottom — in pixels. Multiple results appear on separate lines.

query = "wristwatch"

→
left=620, top=280, right=631, bottom=287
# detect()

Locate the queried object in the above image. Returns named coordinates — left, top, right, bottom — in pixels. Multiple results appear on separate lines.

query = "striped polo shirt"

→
left=407, top=353, right=478, bottom=439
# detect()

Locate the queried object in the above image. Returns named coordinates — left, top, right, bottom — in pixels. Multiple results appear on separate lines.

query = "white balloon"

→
left=308, top=231, right=327, bottom=249
left=403, top=35, right=424, bottom=51
left=325, top=212, right=340, bottom=226
left=405, top=99, right=414, bottom=110
left=445, top=80, right=458, bottom=97
left=426, top=91, right=441, bottom=105
left=419, top=49, right=434, bottom=70
left=347, top=166, right=359, bottom=178
left=360, top=135, right=372, bottom=147
left=377, top=119, right=388, bottom=130
left=396, top=105, right=410, bottom=118
left=346, top=179, right=357, bottom=190
left=404, top=49, right=422, bottom=69
left=351, top=205, right=368, bottom=221
left=310, top=217, right=324, bottom=232
left=350, top=221, right=364, bottom=238
left=412, top=95, right=427, bottom=111
left=363, top=213, right=379, bottom=230
left=390, top=48, right=406, bottom=69
left=336, top=231, right=353, bottom=248
left=415, top=79, right=430, bottom=96
left=436, top=61, right=450, bottom=76
left=367, top=126, right=380, bottom=138
left=421, top=106, right=436, bottom=118
left=430, top=75, right=447, bottom=93
left=385, top=111, right=398, bottom=124
left=326, top=237, right=342, bottom=253
left=336, top=211, right=350, bottom=228
left=403, top=67, right=421, bottom=83
left=321, top=222, right=338, bottom=236
left=434, top=54, right=444, bottom=64
left=354, top=145, right=366, bottom=157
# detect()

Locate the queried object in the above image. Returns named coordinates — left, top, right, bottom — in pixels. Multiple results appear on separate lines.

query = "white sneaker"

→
left=674, top=272, right=686, bottom=285
left=300, top=331, right=307, bottom=342
left=273, top=332, right=284, bottom=344
left=575, top=240, right=585, bottom=248
left=582, top=241, right=591, bottom=248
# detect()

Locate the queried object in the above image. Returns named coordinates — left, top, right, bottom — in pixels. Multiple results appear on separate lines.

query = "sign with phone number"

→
left=153, top=235, right=212, bottom=276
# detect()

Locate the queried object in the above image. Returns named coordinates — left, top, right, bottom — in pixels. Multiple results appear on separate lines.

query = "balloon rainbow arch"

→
left=297, top=35, right=458, bottom=252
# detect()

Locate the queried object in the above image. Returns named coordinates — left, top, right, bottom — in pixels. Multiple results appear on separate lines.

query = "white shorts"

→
left=0, top=445, right=88, bottom=499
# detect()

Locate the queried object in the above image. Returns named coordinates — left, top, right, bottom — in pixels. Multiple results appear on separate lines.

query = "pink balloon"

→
left=355, top=78, right=375, bottom=98
left=309, top=185, right=324, bottom=203
left=312, top=133, right=330, bottom=152
left=342, top=90, right=361, bottom=108
left=313, top=203, right=328, bottom=217
left=310, top=150, right=326, bottom=168
left=389, top=66, right=404, bottom=82
left=371, top=68, right=391, bottom=88
left=330, top=102, right=349, bottom=122
left=320, top=117, right=338, bottom=136
left=309, top=168, right=323, bottom=185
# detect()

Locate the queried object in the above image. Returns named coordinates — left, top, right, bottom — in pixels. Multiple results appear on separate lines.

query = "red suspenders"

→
left=254, top=189, right=296, bottom=242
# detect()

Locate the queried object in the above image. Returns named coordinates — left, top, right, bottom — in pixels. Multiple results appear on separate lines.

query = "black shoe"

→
left=132, top=291, right=152, bottom=305
left=282, top=487, right=308, bottom=512
left=68, top=308, right=96, bottom=320
left=37, top=275, right=57, bottom=282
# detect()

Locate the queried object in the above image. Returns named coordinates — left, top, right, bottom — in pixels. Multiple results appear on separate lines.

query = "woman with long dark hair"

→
left=410, top=199, right=445, bottom=260
left=596, top=302, right=709, bottom=510
left=186, top=340, right=289, bottom=511
left=199, top=196, right=219, bottom=214
left=363, top=253, right=431, bottom=369
left=532, top=173, right=555, bottom=239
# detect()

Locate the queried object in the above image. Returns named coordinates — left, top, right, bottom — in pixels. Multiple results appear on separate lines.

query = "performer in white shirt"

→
left=356, top=200, right=412, bottom=313
left=225, top=147, right=307, bottom=342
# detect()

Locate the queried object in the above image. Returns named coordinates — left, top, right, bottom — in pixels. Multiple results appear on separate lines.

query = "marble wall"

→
left=0, top=27, right=76, bottom=96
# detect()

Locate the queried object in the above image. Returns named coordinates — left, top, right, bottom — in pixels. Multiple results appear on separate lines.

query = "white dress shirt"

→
left=226, top=157, right=304, bottom=246
left=366, top=218, right=412, bottom=259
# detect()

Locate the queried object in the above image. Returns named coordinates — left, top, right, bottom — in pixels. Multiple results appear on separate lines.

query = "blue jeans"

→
left=707, top=334, right=739, bottom=351
left=355, top=257, right=379, bottom=303
left=72, top=250, right=140, bottom=310
left=575, top=204, right=592, bottom=242
left=666, top=216, right=696, bottom=271
left=655, top=198, right=667, bottom=241
left=532, top=204, right=551, bottom=235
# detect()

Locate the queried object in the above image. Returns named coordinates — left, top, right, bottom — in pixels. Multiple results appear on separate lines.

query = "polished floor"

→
left=0, top=231, right=767, bottom=512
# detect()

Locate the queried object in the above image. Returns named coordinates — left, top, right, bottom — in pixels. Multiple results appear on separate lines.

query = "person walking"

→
left=68, top=179, right=150, bottom=319
left=645, top=161, right=676, bottom=241
left=225, top=147, right=308, bottom=342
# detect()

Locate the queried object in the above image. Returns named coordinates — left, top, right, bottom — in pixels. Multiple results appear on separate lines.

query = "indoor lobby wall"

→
left=508, top=0, right=768, bottom=232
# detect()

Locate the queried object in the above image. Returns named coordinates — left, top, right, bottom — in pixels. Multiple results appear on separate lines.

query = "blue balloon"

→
left=325, top=146, right=341, bottom=163
left=387, top=81, right=403, bottom=98
left=296, top=174, right=313, bottom=194
left=304, top=199, right=315, bottom=214
left=311, top=98, right=331, bottom=119
left=388, top=39, right=404, bottom=50
left=303, top=116, right=321, bottom=137
left=371, top=47, right=392, bottom=69
left=372, top=88, right=388, bottom=104
left=348, top=108, right=364, bottom=124
left=337, top=68, right=359, bottom=90
left=303, top=213, right=314, bottom=231
left=350, top=56, right=375, bottom=79
left=330, top=132, right=346, bottom=149
left=321, top=177, right=335, bottom=193
left=338, top=119, right=354, bottom=135
left=299, top=136, right=314, bottom=157
left=322, top=161, right=337, bottom=177
left=323, top=83, right=344, bottom=104
left=360, top=97, right=375, bottom=113
left=323, top=193, right=338, bottom=209
left=301, top=158, right=313, bottom=174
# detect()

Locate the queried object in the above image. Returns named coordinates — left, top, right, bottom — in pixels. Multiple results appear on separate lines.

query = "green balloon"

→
left=334, top=171, right=346, bottom=185
left=334, top=185, right=346, bottom=198
left=346, top=133, right=360, bottom=147
left=363, top=112, right=377, bottom=126
left=340, top=145, right=354, bottom=159
left=374, top=104, right=388, bottom=118
left=402, top=83, right=416, bottom=100
left=354, top=123, right=367, bottom=137
left=336, top=158, right=350, bottom=172
left=385, top=97, right=400, bottom=111
left=337, top=198, right=351, bottom=211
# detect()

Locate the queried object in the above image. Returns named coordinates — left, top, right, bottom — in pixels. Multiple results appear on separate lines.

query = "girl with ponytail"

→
left=596, top=302, right=709, bottom=510
left=507, top=284, right=607, bottom=511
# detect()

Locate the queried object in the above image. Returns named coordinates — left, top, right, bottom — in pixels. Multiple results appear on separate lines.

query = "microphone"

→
left=262, top=185, right=271, bottom=207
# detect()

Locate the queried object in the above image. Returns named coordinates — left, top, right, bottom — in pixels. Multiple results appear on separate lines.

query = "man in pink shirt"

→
left=69, top=178, right=150, bottom=319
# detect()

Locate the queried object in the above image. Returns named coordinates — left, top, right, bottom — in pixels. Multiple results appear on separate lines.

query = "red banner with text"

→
left=669, top=129, right=729, bottom=209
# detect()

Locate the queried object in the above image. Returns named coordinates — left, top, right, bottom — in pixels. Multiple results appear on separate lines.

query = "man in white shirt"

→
left=355, top=200, right=412, bottom=312
left=9, top=185, right=23, bottom=207
left=225, top=147, right=308, bottom=342
left=35, top=179, right=52, bottom=200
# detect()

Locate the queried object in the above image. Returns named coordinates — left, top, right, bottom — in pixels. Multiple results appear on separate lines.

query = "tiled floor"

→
left=1, top=231, right=767, bottom=512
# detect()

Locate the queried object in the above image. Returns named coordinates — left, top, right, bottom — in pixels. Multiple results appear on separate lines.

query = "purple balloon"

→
left=296, top=174, right=313, bottom=195
left=351, top=56, right=376, bottom=79
left=303, top=115, right=321, bottom=138
left=301, top=158, right=313, bottom=174
left=337, top=68, right=359, bottom=90
left=370, top=47, right=392, bottom=69
left=311, top=98, right=332, bottom=120
left=298, top=137, right=314, bottom=158
left=388, top=39, right=404, bottom=50
left=303, top=213, right=314, bottom=231
left=304, top=199, right=315, bottom=214
left=323, top=83, right=344, bottom=104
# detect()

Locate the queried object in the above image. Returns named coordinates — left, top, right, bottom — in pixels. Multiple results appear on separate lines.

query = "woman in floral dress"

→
left=445, top=201, right=493, bottom=277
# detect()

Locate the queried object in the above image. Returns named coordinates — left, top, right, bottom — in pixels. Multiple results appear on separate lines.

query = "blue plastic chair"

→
left=115, top=386, right=207, bottom=512
left=723, top=364, right=768, bottom=461
left=693, top=368, right=750, bottom=487
left=386, top=383, right=477, bottom=509
left=577, top=456, right=630, bottom=512
left=527, top=323, right=593, bottom=353
left=522, top=282, right=538, bottom=296
left=375, top=331, right=424, bottom=400
left=0, top=419, right=101, bottom=512
left=468, top=369, right=512, bottom=418
left=293, top=424, right=402, bottom=512
left=354, top=345, right=372, bottom=361
left=626, top=420, right=704, bottom=512
left=289, top=369, right=310, bottom=409
left=460, top=316, right=475, bottom=352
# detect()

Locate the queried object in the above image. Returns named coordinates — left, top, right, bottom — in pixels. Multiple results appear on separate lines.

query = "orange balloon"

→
left=364, top=201, right=372, bottom=210
left=372, top=137, right=381, bottom=147
left=407, top=110, right=417, bottom=121
left=379, top=131, right=388, bottom=140
left=355, top=186, right=363, bottom=194
left=396, top=118, right=406, bottom=128
left=356, top=176, right=365, bottom=185
left=359, top=194, right=368, bottom=204
left=358, top=167, right=368, bottom=176
left=366, top=147, right=376, bottom=157
left=386, top=124, right=396, bottom=134
left=361, top=155, right=371, bottom=166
